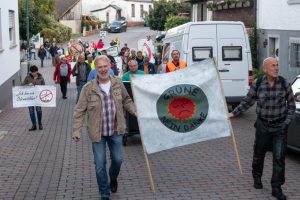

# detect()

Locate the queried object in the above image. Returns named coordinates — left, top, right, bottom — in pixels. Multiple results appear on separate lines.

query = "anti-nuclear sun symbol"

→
left=168, top=97, right=196, bottom=120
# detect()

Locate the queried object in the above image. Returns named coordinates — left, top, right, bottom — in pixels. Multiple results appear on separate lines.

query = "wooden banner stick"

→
left=213, top=58, right=243, bottom=175
left=129, top=78, right=156, bottom=192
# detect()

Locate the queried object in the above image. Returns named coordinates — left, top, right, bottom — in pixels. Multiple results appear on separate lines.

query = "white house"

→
left=84, top=0, right=153, bottom=26
left=0, top=0, right=20, bottom=109
left=257, top=0, right=300, bottom=81
left=56, top=0, right=82, bottom=33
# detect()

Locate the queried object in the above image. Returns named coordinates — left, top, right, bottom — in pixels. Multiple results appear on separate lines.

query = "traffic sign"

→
left=99, top=31, right=107, bottom=38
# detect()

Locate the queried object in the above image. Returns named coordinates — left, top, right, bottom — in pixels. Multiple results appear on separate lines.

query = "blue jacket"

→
left=87, top=69, right=114, bottom=81
left=138, top=62, right=156, bottom=74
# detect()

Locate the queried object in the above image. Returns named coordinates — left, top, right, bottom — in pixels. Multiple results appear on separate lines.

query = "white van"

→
left=162, top=21, right=253, bottom=107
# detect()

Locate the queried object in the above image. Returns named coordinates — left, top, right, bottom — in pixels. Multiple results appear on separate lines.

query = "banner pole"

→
left=129, top=78, right=156, bottom=192
left=143, top=146, right=156, bottom=193
left=212, top=58, right=243, bottom=175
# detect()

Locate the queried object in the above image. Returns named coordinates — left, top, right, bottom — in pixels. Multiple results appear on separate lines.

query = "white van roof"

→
left=165, top=21, right=245, bottom=38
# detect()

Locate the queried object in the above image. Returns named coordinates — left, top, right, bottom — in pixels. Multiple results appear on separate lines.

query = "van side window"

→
left=192, top=47, right=213, bottom=61
left=222, top=46, right=242, bottom=61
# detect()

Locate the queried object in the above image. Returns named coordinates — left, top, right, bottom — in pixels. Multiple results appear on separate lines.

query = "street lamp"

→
left=25, top=0, right=30, bottom=73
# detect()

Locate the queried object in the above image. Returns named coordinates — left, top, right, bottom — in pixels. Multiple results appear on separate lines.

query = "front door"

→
left=268, top=36, right=280, bottom=60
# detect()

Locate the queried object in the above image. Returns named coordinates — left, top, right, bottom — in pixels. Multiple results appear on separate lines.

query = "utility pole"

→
left=26, top=0, right=30, bottom=73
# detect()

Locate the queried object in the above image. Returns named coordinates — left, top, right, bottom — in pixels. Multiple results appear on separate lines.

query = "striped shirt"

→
left=232, top=76, right=296, bottom=125
left=99, top=83, right=116, bottom=136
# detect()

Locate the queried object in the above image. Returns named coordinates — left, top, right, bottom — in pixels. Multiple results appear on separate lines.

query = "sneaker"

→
left=39, top=124, right=43, bottom=130
left=63, top=96, right=67, bottom=99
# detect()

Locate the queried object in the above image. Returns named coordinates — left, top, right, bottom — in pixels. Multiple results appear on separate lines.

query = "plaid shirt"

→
left=232, top=76, right=296, bottom=125
left=99, top=86, right=116, bottom=136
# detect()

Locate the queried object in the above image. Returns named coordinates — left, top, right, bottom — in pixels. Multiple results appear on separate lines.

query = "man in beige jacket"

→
left=72, top=55, right=136, bottom=200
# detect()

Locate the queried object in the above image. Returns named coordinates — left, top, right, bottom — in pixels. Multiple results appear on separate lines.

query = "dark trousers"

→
left=28, top=106, right=42, bottom=127
left=40, top=58, right=44, bottom=68
left=60, top=76, right=68, bottom=97
left=252, top=118, right=287, bottom=188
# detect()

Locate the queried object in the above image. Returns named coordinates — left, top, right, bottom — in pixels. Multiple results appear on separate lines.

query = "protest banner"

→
left=131, top=59, right=232, bottom=154
left=13, top=85, right=56, bottom=108
left=137, top=39, right=155, bottom=63
left=131, top=59, right=243, bottom=192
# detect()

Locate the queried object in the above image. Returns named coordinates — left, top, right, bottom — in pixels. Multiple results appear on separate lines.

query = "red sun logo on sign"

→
left=168, top=97, right=196, bottom=120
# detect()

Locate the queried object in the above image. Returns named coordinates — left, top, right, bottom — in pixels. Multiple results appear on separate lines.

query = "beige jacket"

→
left=72, top=76, right=136, bottom=142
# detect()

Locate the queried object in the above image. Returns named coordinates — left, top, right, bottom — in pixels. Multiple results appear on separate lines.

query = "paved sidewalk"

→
left=0, top=64, right=300, bottom=200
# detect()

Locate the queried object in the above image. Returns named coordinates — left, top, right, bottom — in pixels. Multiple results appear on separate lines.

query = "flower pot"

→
left=229, top=4, right=235, bottom=8
left=236, top=2, right=242, bottom=8
left=243, top=1, right=251, bottom=7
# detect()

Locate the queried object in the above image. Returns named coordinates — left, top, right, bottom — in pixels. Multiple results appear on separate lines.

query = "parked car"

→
left=287, top=75, right=300, bottom=153
left=108, top=20, right=127, bottom=33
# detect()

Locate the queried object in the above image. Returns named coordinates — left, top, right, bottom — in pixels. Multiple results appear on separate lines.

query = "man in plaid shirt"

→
left=72, top=55, right=136, bottom=200
left=228, top=57, right=296, bottom=200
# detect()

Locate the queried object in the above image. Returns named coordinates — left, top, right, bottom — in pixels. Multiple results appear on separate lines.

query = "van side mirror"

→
left=295, top=92, right=300, bottom=102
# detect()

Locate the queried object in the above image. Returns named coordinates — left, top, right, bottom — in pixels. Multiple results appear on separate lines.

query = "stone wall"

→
left=212, top=2, right=255, bottom=28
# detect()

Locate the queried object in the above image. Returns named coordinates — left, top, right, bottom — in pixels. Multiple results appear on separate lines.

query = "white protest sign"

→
left=99, top=31, right=107, bottom=38
left=137, top=39, right=155, bottom=63
left=13, top=85, right=56, bottom=108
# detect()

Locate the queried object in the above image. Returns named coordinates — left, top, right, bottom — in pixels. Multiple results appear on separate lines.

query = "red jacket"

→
left=97, top=41, right=104, bottom=49
left=53, top=62, right=72, bottom=83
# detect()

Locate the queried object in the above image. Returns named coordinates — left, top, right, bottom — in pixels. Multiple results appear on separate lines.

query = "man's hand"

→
left=228, top=112, right=234, bottom=119
left=72, top=135, right=80, bottom=142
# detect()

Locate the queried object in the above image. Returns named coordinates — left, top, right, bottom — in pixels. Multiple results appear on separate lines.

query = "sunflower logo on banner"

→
left=131, top=59, right=231, bottom=154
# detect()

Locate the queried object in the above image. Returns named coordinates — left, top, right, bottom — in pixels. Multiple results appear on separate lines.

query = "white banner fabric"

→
left=137, top=39, right=155, bottom=63
left=131, top=59, right=231, bottom=154
left=13, top=85, right=56, bottom=108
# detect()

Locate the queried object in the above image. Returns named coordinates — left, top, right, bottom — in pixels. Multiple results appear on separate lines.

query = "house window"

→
left=287, top=0, right=300, bottom=5
left=140, top=5, right=144, bottom=18
left=149, top=5, right=152, bottom=12
left=290, top=41, right=300, bottom=68
left=131, top=4, right=135, bottom=17
left=9, top=10, right=16, bottom=46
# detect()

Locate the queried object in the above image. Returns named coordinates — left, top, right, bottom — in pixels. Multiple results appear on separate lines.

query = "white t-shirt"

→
left=99, top=81, right=111, bottom=94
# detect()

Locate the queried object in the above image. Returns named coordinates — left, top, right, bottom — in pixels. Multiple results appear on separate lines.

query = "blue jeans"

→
left=28, top=106, right=42, bottom=127
left=76, top=81, right=86, bottom=102
left=92, top=134, right=123, bottom=198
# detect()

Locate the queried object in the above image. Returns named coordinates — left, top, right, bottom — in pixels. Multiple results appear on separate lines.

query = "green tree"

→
left=19, top=0, right=40, bottom=39
left=148, top=0, right=191, bottom=31
left=19, top=0, right=71, bottom=42
left=165, top=15, right=189, bottom=31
